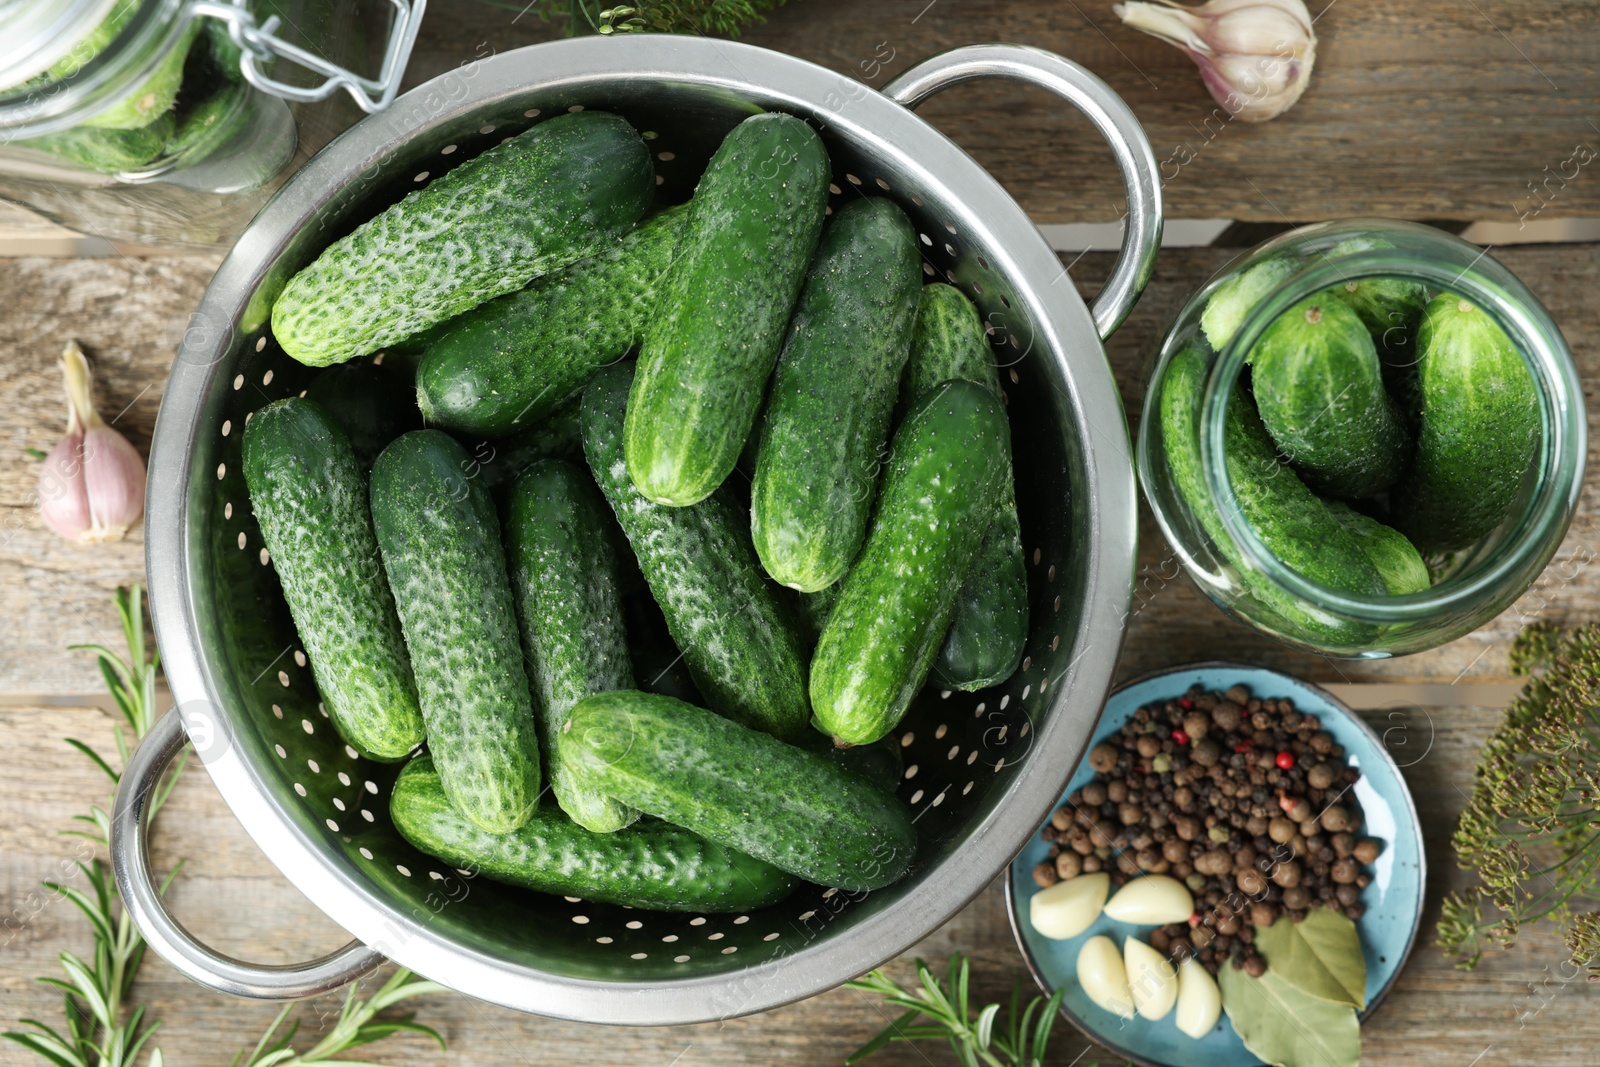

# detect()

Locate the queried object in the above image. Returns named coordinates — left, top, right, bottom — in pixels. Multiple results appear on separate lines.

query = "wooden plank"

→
left=0, top=243, right=1595, bottom=693
left=0, top=257, right=218, bottom=695
left=405, top=0, right=1600, bottom=224
left=4, top=699, right=1589, bottom=1064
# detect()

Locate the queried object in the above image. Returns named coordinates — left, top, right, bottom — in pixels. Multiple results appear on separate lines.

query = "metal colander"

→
left=111, top=35, right=1160, bottom=1025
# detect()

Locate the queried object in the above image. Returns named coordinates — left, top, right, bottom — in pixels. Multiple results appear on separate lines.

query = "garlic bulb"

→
left=1114, top=0, right=1317, bottom=122
left=37, top=342, right=147, bottom=543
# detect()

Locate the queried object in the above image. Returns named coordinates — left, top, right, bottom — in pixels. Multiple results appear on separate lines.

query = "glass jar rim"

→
left=0, top=0, right=190, bottom=138
left=1198, top=219, right=1585, bottom=623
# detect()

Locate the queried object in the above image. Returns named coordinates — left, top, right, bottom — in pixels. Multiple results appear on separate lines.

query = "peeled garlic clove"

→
left=1103, top=874, right=1196, bottom=924
left=1076, top=934, right=1136, bottom=1018
left=1029, top=873, right=1110, bottom=940
left=1175, top=956, right=1223, bottom=1038
left=1124, top=936, right=1178, bottom=1020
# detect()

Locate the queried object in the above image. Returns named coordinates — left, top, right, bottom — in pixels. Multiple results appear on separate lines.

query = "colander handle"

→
left=110, top=707, right=386, bottom=999
left=883, top=44, right=1162, bottom=339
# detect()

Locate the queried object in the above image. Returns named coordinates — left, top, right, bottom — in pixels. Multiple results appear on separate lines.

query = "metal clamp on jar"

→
left=0, top=0, right=426, bottom=248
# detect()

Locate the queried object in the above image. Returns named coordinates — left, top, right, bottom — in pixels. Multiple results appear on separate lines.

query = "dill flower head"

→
left=1440, top=623, right=1600, bottom=976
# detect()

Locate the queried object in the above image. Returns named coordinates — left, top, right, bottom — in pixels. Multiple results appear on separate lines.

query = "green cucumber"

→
left=416, top=205, right=690, bottom=438
left=582, top=363, right=810, bottom=741
left=624, top=113, right=830, bottom=506
left=1200, top=256, right=1295, bottom=351
left=903, top=283, right=1029, bottom=691
left=505, top=460, right=639, bottom=833
left=84, top=21, right=200, bottom=130
left=370, top=430, right=541, bottom=832
left=1325, top=501, right=1429, bottom=595
left=1159, top=345, right=1385, bottom=645
left=796, top=731, right=904, bottom=794
left=390, top=757, right=795, bottom=912
left=900, top=282, right=1001, bottom=401
left=1390, top=293, right=1540, bottom=552
left=24, top=112, right=173, bottom=172
left=750, top=198, right=922, bottom=591
left=240, top=399, right=424, bottom=760
left=472, top=397, right=585, bottom=496
left=559, top=691, right=918, bottom=891
left=273, top=111, right=655, bottom=367
left=1250, top=294, right=1408, bottom=498
left=304, top=361, right=422, bottom=470
left=811, top=381, right=1010, bottom=746
left=1323, top=238, right=1430, bottom=358
left=936, top=504, right=1028, bottom=690
left=794, top=581, right=841, bottom=647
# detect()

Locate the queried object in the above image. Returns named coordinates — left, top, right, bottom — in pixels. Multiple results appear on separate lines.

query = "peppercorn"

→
left=1336, top=883, right=1361, bottom=906
left=1307, top=762, right=1339, bottom=790
left=1268, top=817, right=1296, bottom=844
left=1050, top=808, right=1072, bottom=831
left=1107, top=780, right=1128, bottom=803
left=1244, top=955, right=1267, bottom=977
left=1082, top=854, right=1102, bottom=873
left=1236, top=867, right=1267, bottom=895
left=1271, top=861, right=1303, bottom=888
left=1032, top=861, right=1057, bottom=887
left=1088, top=743, right=1118, bottom=772
left=1056, top=852, right=1082, bottom=879
left=1192, top=738, right=1222, bottom=767
left=1353, top=837, right=1381, bottom=864
left=1331, top=857, right=1360, bottom=884
left=1320, top=805, right=1352, bottom=833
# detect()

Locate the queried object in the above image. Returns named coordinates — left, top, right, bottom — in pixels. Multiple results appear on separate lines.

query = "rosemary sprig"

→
left=231, top=968, right=446, bottom=1067
left=846, top=955, right=1069, bottom=1067
left=6, top=585, right=445, bottom=1067
left=5, top=585, right=178, bottom=1067
left=1438, top=622, right=1600, bottom=975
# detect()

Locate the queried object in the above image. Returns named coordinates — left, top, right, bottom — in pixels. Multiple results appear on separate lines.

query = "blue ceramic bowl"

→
left=1005, top=663, right=1426, bottom=1067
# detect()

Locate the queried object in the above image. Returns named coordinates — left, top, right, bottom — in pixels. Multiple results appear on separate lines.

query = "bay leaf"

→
left=1219, top=963, right=1361, bottom=1067
left=1254, top=909, right=1367, bottom=1010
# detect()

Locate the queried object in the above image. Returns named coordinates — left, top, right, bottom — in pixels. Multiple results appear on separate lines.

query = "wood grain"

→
left=406, top=0, right=1600, bottom=225
left=4, top=698, right=1590, bottom=1066
left=0, top=257, right=219, bottom=695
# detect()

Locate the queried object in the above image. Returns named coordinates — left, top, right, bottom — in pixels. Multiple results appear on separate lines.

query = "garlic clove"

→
left=1103, top=874, right=1196, bottom=924
left=81, top=424, right=148, bottom=542
left=1029, top=872, right=1110, bottom=940
left=1174, top=956, right=1223, bottom=1038
left=36, top=342, right=146, bottom=544
left=1077, top=934, right=1136, bottom=1018
left=1124, top=936, right=1179, bottom=1020
left=1115, top=0, right=1317, bottom=123
left=37, top=429, right=93, bottom=541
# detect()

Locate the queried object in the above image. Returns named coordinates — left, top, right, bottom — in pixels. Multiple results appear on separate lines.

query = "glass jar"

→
left=1137, top=219, right=1585, bottom=658
left=0, top=0, right=425, bottom=249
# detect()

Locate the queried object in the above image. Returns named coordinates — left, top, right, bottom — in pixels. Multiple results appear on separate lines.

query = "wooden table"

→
left=3, top=3, right=1599, bottom=1064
